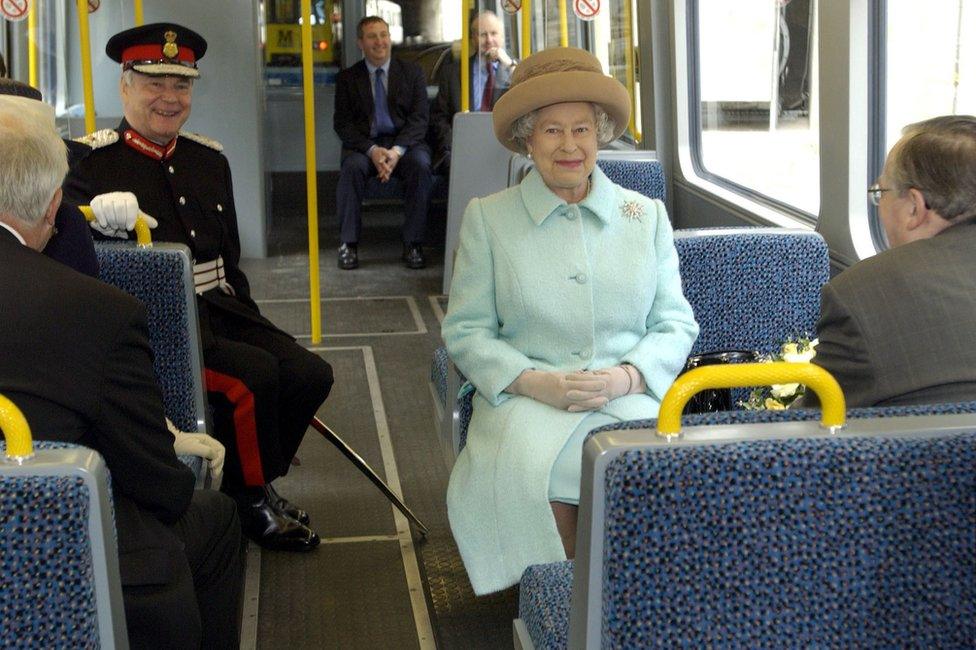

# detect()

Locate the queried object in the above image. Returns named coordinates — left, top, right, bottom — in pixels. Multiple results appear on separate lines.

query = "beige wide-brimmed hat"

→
left=492, top=47, right=631, bottom=153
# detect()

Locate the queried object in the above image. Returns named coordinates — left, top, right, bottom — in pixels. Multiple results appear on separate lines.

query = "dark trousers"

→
left=123, top=490, right=243, bottom=649
left=203, top=310, right=334, bottom=491
left=336, top=147, right=433, bottom=245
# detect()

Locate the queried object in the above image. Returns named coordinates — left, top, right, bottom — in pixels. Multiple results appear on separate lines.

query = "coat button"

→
left=575, top=273, right=587, bottom=284
left=580, top=349, right=591, bottom=360
left=564, top=210, right=576, bottom=220
left=179, top=196, right=186, bottom=205
left=168, top=165, right=175, bottom=174
left=217, top=204, right=223, bottom=212
left=190, top=229, right=196, bottom=238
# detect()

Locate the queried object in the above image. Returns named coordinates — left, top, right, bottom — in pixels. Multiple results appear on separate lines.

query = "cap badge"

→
left=162, top=31, right=179, bottom=59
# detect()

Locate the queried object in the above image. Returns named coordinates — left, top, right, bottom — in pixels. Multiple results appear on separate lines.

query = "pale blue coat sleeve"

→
left=443, top=198, right=535, bottom=405
left=620, top=201, right=699, bottom=400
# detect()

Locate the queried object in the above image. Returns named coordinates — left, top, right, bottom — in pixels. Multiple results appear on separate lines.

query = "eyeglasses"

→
left=868, top=183, right=893, bottom=207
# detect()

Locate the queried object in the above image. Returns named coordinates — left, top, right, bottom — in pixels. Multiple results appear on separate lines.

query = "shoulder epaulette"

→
left=179, top=130, right=224, bottom=152
left=74, top=129, right=118, bottom=150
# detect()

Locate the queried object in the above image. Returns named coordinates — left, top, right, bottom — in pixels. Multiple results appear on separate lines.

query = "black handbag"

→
left=680, top=350, right=760, bottom=414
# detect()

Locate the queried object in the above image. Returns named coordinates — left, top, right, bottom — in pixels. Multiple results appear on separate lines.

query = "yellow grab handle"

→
left=657, top=362, right=846, bottom=437
left=0, top=393, right=33, bottom=460
left=78, top=205, right=153, bottom=247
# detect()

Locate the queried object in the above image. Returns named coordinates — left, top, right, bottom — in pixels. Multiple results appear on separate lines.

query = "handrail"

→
left=623, top=0, right=640, bottom=142
left=656, top=362, right=846, bottom=437
left=461, top=0, right=472, bottom=113
left=134, top=0, right=144, bottom=26
left=28, top=1, right=38, bottom=88
left=558, top=0, right=569, bottom=47
left=300, top=0, right=322, bottom=343
left=75, top=0, right=97, bottom=135
left=521, top=0, right=532, bottom=60
left=0, top=393, right=33, bottom=461
left=78, top=205, right=154, bottom=248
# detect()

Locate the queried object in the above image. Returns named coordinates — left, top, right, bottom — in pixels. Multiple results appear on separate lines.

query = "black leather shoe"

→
left=402, top=243, right=426, bottom=269
left=236, top=489, right=320, bottom=552
left=265, top=483, right=310, bottom=525
left=338, top=243, right=358, bottom=270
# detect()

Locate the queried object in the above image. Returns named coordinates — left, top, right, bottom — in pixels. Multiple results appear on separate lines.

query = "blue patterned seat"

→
left=96, top=243, right=210, bottom=485
left=0, top=440, right=128, bottom=648
left=515, top=402, right=976, bottom=649
left=444, top=227, right=829, bottom=458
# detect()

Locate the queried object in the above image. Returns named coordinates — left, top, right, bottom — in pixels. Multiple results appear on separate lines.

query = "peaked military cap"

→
left=106, top=22, right=207, bottom=78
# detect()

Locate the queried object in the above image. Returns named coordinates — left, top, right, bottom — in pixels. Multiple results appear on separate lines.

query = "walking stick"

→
left=310, top=417, right=429, bottom=536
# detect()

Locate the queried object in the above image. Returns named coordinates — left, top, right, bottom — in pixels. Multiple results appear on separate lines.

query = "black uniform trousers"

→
left=203, top=304, right=334, bottom=491
left=122, top=490, right=243, bottom=649
left=336, top=145, right=433, bottom=245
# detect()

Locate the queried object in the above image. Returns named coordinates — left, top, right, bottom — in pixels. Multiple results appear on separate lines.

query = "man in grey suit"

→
left=805, top=115, right=976, bottom=407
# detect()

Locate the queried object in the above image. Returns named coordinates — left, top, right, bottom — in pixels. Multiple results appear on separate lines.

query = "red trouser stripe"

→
left=204, top=368, right=265, bottom=486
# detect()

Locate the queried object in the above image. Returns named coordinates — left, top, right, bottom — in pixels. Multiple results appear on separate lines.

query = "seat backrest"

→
left=96, top=243, right=208, bottom=436
left=570, top=404, right=976, bottom=648
left=674, top=228, right=829, bottom=356
left=508, top=150, right=665, bottom=202
left=0, top=440, right=128, bottom=648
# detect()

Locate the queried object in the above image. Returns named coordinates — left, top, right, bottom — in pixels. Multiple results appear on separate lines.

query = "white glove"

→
left=566, top=364, right=646, bottom=412
left=508, top=369, right=609, bottom=411
left=89, top=191, right=158, bottom=238
left=168, top=418, right=225, bottom=489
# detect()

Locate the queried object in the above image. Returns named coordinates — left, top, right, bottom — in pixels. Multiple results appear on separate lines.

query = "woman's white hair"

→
left=0, top=110, right=68, bottom=225
left=509, top=102, right=616, bottom=152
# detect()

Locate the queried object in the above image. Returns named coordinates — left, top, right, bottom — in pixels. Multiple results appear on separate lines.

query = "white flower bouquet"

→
left=739, top=337, right=818, bottom=410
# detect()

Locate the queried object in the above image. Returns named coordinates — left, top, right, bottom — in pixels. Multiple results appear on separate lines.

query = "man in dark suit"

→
left=803, top=115, right=976, bottom=407
left=0, top=104, right=242, bottom=648
left=333, top=15, right=433, bottom=270
left=64, top=23, right=333, bottom=551
left=430, top=10, right=516, bottom=172
left=0, top=79, right=99, bottom=277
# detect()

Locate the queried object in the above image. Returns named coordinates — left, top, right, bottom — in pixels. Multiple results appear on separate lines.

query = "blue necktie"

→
left=373, top=68, right=395, bottom=137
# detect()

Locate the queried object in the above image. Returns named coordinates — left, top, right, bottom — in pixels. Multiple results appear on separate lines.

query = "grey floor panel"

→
left=275, top=348, right=396, bottom=539
left=258, top=541, right=419, bottom=650
left=256, top=297, right=422, bottom=337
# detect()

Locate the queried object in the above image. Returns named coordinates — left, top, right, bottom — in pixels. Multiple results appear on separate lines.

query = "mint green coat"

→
left=443, top=166, right=699, bottom=594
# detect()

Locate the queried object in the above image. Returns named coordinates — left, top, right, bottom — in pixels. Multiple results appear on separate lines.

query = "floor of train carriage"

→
left=239, top=185, right=516, bottom=649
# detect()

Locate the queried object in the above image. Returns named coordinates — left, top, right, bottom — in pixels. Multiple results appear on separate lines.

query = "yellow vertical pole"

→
left=28, top=1, right=38, bottom=88
left=300, top=0, right=322, bottom=343
left=76, top=0, right=96, bottom=134
left=623, top=0, right=640, bottom=142
left=558, top=0, right=568, bottom=47
left=134, top=0, right=144, bottom=26
left=521, top=0, right=531, bottom=60
left=460, top=0, right=471, bottom=112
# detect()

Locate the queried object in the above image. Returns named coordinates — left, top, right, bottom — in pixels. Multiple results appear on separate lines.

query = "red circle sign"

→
left=87, top=0, right=99, bottom=13
left=574, top=0, right=600, bottom=21
left=502, top=0, right=521, bottom=15
left=0, top=0, right=29, bottom=22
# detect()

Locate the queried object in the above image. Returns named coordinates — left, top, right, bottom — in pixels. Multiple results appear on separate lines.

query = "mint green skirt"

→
left=547, top=412, right=621, bottom=504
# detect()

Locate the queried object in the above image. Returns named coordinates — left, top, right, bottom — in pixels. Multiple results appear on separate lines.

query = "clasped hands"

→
left=370, top=146, right=401, bottom=182
left=508, top=365, right=645, bottom=412
left=168, top=418, right=226, bottom=489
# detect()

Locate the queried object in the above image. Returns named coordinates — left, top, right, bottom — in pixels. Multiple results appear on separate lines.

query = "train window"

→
left=883, top=1, right=975, bottom=152
left=692, top=0, right=819, bottom=217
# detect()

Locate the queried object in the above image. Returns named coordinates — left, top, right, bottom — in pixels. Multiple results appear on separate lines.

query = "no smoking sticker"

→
left=88, top=0, right=100, bottom=13
left=574, top=0, right=600, bottom=21
left=502, top=0, right=521, bottom=15
left=1, top=0, right=29, bottom=23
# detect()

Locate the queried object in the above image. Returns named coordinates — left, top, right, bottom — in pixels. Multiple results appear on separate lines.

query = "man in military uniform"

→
left=64, top=23, right=334, bottom=552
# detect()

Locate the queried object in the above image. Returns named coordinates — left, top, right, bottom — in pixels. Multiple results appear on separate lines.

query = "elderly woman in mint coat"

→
left=442, top=47, right=699, bottom=595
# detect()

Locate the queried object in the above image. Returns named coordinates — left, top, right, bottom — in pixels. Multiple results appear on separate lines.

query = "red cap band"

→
left=120, top=44, right=196, bottom=64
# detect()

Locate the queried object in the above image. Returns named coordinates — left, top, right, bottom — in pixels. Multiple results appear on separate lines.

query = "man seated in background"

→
left=0, top=78, right=98, bottom=277
left=803, top=115, right=976, bottom=407
left=430, top=10, right=516, bottom=172
left=333, top=15, right=433, bottom=270
left=64, top=22, right=334, bottom=551
left=0, top=100, right=242, bottom=650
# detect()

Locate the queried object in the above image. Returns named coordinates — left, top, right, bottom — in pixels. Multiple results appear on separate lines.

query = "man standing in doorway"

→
left=333, top=15, right=433, bottom=270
